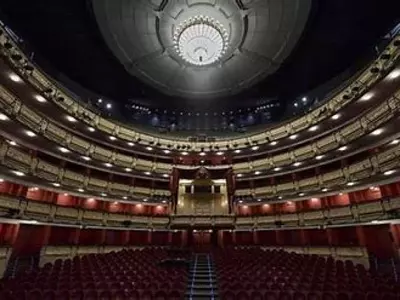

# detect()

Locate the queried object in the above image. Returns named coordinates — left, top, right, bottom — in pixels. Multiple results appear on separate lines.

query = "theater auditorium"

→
left=0, top=0, right=399, bottom=299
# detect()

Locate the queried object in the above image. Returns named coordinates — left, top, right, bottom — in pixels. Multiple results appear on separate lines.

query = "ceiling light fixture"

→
left=332, top=114, right=341, bottom=120
left=109, top=136, right=117, bottom=141
left=25, top=130, right=36, bottom=137
left=234, top=149, right=241, bottom=154
left=146, top=147, right=153, bottom=151
left=66, top=115, right=76, bottom=122
left=7, top=140, right=17, bottom=146
left=88, top=127, right=95, bottom=132
left=104, top=163, right=113, bottom=168
left=391, top=139, right=399, bottom=145
left=316, top=155, right=324, bottom=160
left=9, top=73, right=22, bottom=82
left=59, top=147, right=70, bottom=153
left=237, top=174, right=243, bottom=178
left=35, top=95, right=46, bottom=103
left=163, top=149, right=171, bottom=154
left=274, top=167, right=282, bottom=172
left=82, top=156, right=91, bottom=161
left=127, top=142, right=134, bottom=147
left=371, top=128, right=384, bottom=136
left=216, top=151, right=224, bottom=156
left=338, top=146, right=347, bottom=151
left=125, top=168, right=132, bottom=172
left=384, top=170, right=396, bottom=176
left=78, top=188, right=84, bottom=193
left=162, top=174, right=169, bottom=178
left=200, top=152, right=206, bottom=156
left=0, top=113, right=9, bottom=121
left=181, top=151, right=189, bottom=156
left=12, top=170, right=25, bottom=177
left=270, top=141, right=278, bottom=146
left=321, top=188, right=328, bottom=192
left=251, top=146, right=259, bottom=151
left=388, top=69, right=400, bottom=80
left=254, top=171, right=261, bottom=175
left=308, top=126, right=318, bottom=132
left=144, top=171, right=151, bottom=176
left=347, top=182, right=355, bottom=186
left=173, top=16, right=229, bottom=66
left=289, top=134, right=298, bottom=140
left=360, top=93, right=374, bottom=101
left=293, top=162, right=302, bottom=167
left=52, top=183, right=61, bottom=187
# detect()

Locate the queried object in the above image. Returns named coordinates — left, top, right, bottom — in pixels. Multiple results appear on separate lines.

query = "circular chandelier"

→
left=173, top=16, right=229, bottom=66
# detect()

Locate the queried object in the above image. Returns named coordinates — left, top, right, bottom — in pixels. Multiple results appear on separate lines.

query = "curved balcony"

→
left=0, top=181, right=399, bottom=231
left=0, top=23, right=399, bottom=153
left=1, top=81, right=400, bottom=180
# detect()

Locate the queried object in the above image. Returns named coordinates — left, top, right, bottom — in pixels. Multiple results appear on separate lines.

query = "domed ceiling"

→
left=92, top=0, right=312, bottom=99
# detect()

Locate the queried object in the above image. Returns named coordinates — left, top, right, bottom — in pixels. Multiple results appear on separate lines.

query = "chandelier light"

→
left=173, top=16, right=229, bottom=66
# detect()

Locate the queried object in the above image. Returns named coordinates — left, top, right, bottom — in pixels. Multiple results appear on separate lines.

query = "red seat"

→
left=27, top=290, right=42, bottom=300
left=237, top=290, right=250, bottom=300
left=168, top=290, right=182, bottom=300
left=154, top=290, right=167, bottom=300
left=222, top=290, right=236, bottom=300
left=265, top=292, right=279, bottom=300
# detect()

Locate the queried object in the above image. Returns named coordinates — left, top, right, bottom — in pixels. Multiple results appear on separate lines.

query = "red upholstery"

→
left=215, top=248, right=400, bottom=300
left=0, top=248, right=188, bottom=300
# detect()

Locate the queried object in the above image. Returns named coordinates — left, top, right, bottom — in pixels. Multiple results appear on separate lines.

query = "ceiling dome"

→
left=92, top=0, right=311, bottom=99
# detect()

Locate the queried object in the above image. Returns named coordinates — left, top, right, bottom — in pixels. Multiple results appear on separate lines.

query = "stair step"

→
left=185, top=297, right=219, bottom=300
left=187, top=285, right=218, bottom=290
left=190, top=272, right=216, bottom=276
left=185, top=291, right=218, bottom=297
left=189, top=279, right=217, bottom=284
left=190, top=275, right=216, bottom=280
left=187, top=254, right=218, bottom=299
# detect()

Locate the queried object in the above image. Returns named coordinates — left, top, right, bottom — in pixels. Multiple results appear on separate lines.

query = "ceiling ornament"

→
left=173, top=16, right=229, bottom=66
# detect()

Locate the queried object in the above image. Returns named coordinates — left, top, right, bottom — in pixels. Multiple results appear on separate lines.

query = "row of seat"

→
left=214, top=248, right=400, bottom=297
left=0, top=248, right=189, bottom=299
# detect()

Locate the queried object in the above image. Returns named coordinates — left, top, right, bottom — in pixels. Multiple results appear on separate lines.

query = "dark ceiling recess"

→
left=0, top=0, right=399, bottom=112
